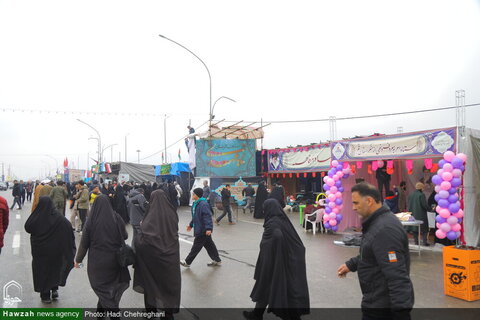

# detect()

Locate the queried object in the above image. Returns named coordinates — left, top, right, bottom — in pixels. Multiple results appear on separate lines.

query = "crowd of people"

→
left=0, top=177, right=417, bottom=320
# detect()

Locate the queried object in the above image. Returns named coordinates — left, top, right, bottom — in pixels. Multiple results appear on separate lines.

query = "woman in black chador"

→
left=244, top=199, right=310, bottom=320
left=112, top=184, right=129, bottom=224
left=25, top=196, right=76, bottom=304
left=75, top=194, right=130, bottom=313
left=133, top=189, right=181, bottom=319
left=253, top=181, right=269, bottom=219
left=268, top=185, right=286, bottom=208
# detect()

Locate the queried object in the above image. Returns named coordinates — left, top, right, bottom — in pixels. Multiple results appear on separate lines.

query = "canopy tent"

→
left=118, top=162, right=156, bottom=183
left=154, top=162, right=191, bottom=177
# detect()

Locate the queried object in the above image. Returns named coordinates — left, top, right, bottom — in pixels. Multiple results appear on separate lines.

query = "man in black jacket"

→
left=10, top=180, right=22, bottom=210
left=242, top=183, right=255, bottom=213
left=216, top=184, right=235, bottom=225
left=337, top=183, right=413, bottom=320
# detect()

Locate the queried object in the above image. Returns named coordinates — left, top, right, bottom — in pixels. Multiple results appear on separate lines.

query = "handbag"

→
left=114, top=213, right=135, bottom=267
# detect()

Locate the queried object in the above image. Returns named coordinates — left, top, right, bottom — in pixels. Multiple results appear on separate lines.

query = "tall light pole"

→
left=158, top=34, right=212, bottom=136
left=136, top=150, right=141, bottom=164
left=124, top=133, right=130, bottom=163
left=77, top=119, right=102, bottom=164
left=102, top=144, right=118, bottom=163
left=45, top=154, right=59, bottom=175
left=211, top=96, right=236, bottom=122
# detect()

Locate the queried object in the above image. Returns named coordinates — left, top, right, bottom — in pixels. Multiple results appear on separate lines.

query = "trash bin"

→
left=443, top=245, right=480, bottom=301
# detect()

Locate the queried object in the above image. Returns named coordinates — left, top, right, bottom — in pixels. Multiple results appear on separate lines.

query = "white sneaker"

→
left=180, top=260, right=190, bottom=268
left=207, top=260, right=221, bottom=267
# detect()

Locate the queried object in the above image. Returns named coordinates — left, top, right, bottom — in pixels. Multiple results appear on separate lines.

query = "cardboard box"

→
left=443, top=245, right=480, bottom=301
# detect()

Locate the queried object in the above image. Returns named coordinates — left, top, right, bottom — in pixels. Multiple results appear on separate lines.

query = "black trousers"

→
left=40, top=286, right=58, bottom=300
left=78, top=209, right=87, bottom=231
left=377, top=179, right=390, bottom=201
left=10, top=196, right=22, bottom=209
left=21, top=192, right=26, bottom=204
left=26, top=192, right=33, bottom=201
left=185, top=235, right=221, bottom=265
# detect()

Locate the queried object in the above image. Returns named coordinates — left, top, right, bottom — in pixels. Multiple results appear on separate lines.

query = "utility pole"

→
left=164, top=114, right=167, bottom=164
left=1, top=162, right=4, bottom=182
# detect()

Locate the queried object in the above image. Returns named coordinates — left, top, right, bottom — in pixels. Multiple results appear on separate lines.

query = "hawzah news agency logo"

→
left=3, top=280, right=22, bottom=307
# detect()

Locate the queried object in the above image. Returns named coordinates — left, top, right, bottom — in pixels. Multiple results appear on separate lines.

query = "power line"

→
left=0, top=107, right=207, bottom=118
left=140, top=119, right=210, bottom=161
left=221, top=103, right=480, bottom=124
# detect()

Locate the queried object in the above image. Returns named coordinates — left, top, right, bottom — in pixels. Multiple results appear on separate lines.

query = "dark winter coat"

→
left=127, top=190, right=147, bottom=226
left=189, top=199, right=213, bottom=237
left=407, top=189, right=429, bottom=233
left=345, top=205, right=414, bottom=319
left=221, top=188, right=231, bottom=207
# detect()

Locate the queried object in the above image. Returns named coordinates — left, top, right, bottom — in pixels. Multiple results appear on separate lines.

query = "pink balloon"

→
left=323, top=213, right=330, bottom=221
left=437, top=169, right=444, bottom=176
left=327, top=179, right=335, bottom=187
left=447, top=216, right=458, bottom=225
left=439, top=208, right=451, bottom=219
left=454, top=209, right=464, bottom=219
left=442, top=172, right=453, bottom=181
left=452, top=169, right=462, bottom=178
left=323, top=176, right=329, bottom=183
left=444, top=151, right=456, bottom=162
left=325, top=191, right=331, bottom=196
left=451, top=223, right=462, bottom=232
left=337, top=171, right=344, bottom=178
left=434, top=185, right=441, bottom=193
left=435, top=205, right=442, bottom=214
left=436, top=222, right=441, bottom=229
left=457, top=153, right=467, bottom=162
left=441, top=181, right=452, bottom=191
left=436, top=229, right=447, bottom=239
left=337, top=205, right=343, bottom=210
left=443, top=163, right=453, bottom=172
left=328, top=194, right=336, bottom=201
left=330, top=186, right=338, bottom=193
left=333, top=175, right=339, bottom=181
left=332, top=207, right=340, bottom=214
left=331, top=160, right=339, bottom=167
left=335, top=192, right=342, bottom=198
left=329, top=219, right=337, bottom=226
left=329, top=212, right=336, bottom=220
left=329, top=202, right=336, bottom=208
left=440, top=223, right=451, bottom=233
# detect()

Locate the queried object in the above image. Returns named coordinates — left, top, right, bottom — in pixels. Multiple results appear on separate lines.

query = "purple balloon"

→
left=325, top=207, right=332, bottom=214
left=335, top=180, right=342, bottom=188
left=343, top=174, right=349, bottom=179
left=438, top=190, right=449, bottom=199
left=338, top=187, right=344, bottom=192
left=336, top=213, right=343, bottom=221
left=447, top=231, right=458, bottom=241
left=328, top=170, right=334, bottom=178
left=335, top=198, right=343, bottom=205
left=324, top=222, right=331, bottom=229
left=438, top=160, right=446, bottom=167
left=449, top=202, right=460, bottom=214
left=451, top=177, right=462, bottom=188
left=332, top=225, right=338, bottom=232
left=448, top=194, right=459, bottom=203
left=323, top=184, right=330, bottom=191
left=438, top=199, right=449, bottom=208
left=451, top=157, right=464, bottom=169
left=432, top=175, right=443, bottom=186
left=434, top=194, right=441, bottom=202
left=336, top=165, right=343, bottom=171
left=460, top=165, right=465, bottom=172
left=435, top=215, right=447, bottom=224
left=449, top=187, right=457, bottom=194
left=458, top=218, right=463, bottom=224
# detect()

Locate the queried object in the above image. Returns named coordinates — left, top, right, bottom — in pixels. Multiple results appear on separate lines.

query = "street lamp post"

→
left=102, top=144, right=118, bottom=163
left=136, top=150, right=141, bottom=163
left=158, top=34, right=213, bottom=136
left=77, top=119, right=102, bottom=164
left=125, top=133, right=130, bottom=162
left=45, top=154, right=59, bottom=175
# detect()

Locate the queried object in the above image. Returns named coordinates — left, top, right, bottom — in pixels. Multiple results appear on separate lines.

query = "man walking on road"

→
left=337, top=182, right=413, bottom=320
left=10, top=180, right=22, bottom=210
left=0, top=195, right=9, bottom=255
left=180, top=188, right=221, bottom=268
left=50, top=180, right=68, bottom=216
left=216, top=184, right=235, bottom=225
left=242, top=183, right=255, bottom=213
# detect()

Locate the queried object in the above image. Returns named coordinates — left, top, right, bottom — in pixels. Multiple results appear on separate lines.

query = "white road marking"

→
left=179, top=238, right=194, bottom=245
left=16, top=214, right=20, bottom=220
left=12, top=231, right=21, bottom=255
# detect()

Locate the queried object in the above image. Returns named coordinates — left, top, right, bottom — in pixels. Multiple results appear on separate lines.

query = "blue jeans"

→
left=217, top=205, right=233, bottom=223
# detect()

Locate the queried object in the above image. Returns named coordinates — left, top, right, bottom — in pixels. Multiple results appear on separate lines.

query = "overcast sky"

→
left=1, top=0, right=480, bottom=179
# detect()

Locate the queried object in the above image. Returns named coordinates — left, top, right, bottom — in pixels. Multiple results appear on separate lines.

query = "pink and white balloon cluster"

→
left=432, top=151, right=467, bottom=241
left=322, top=160, right=352, bottom=232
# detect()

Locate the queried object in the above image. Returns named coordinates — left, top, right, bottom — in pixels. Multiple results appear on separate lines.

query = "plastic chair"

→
left=304, top=209, right=325, bottom=235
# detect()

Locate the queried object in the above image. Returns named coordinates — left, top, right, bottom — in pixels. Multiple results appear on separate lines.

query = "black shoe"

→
left=243, top=310, right=262, bottom=320
left=41, top=298, right=52, bottom=304
left=423, top=243, right=430, bottom=247
left=51, top=290, right=59, bottom=300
